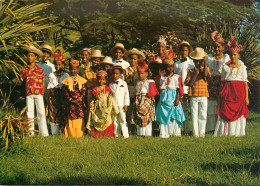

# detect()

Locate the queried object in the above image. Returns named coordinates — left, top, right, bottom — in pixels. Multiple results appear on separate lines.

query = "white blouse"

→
left=136, top=79, right=155, bottom=95
left=219, top=60, right=248, bottom=82
left=160, top=74, right=180, bottom=90
left=207, top=54, right=230, bottom=76
left=47, top=72, right=69, bottom=89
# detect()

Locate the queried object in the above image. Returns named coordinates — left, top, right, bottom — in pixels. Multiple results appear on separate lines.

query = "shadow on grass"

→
left=0, top=173, right=150, bottom=185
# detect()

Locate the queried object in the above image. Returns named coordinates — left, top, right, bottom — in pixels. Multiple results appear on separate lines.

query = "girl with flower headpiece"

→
left=46, top=50, right=69, bottom=134
left=61, top=59, right=88, bottom=137
left=131, top=60, right=159, bottom=136
left=206, top=31, right=230, bottom=133
left=155, top=59, right=185, bottom=138
left=214, top=37, right=249, bottom=137
left=86, top=70, right=119, bottom=138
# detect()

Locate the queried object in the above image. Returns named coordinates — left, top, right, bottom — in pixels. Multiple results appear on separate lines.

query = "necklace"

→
left=71, top=75, right=78, bottom=89
left=230, top=66, right=240, bottom=78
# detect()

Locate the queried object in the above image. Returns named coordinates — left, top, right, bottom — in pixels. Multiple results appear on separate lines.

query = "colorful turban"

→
left=82, top=48, right=92, bottom=54
left=211, top=31, right=225, bottom=44
left=70, top=59, right=80, bottom=67
left=53, top=49, right=65, bottom=62
left=96, top=70, right=107, bottom=77
left=227, top=37, right=242, bottom=52
left=137, top=60, right=149, bottom=72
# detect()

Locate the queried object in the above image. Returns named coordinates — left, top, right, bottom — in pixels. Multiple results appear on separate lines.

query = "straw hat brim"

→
left=125, top=50, right=145, bottom=60
left=101, top=61, right=113, bottom=65
left=25, top=46, right=43, bottom=58
left=91, top=55, right=104, bottom=58
left=189, top=51, right=207, bottom=60
left=110, top=46, right=127, bottom=55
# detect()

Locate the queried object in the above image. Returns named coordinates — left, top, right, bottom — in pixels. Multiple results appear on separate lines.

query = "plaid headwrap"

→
left=211, top=31, right=225, bottom=44
left=227, top=37, right=242, bottom=52
left=82, top=48, right=92, bottom=54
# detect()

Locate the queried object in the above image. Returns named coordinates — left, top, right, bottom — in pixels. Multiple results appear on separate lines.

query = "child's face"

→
left=104, top=64, right=112, bottom=73
left=214, top=42, right=224, bottom=56
left=230, top=51, right=240, bottom=62
left=54, top=60, right=64, bottom=72
left=92, top=57, right=101, bottom=66
left=129, top=54, right=138, bottom=67
left=42, top=52, right=50, bottom=62
left=113, top=68, right=122, bottom=81
left=138, top=70, right=148, bottom=81
left=194, top=59, right=204, bottom=69
left=27, top=52, right=37, bottom=64
left=82, top=50, right=90, bottom=63
left=180, top=46, right=189, bottom=58
left=156, top=42, right=166, bottom=55
left=70, top=66, right=79, bottom=76
left=97, top=76, right=106, bottom=86
left=165, top=64, right=174, bottom=75
left=114, top=49, right=124, bottom=60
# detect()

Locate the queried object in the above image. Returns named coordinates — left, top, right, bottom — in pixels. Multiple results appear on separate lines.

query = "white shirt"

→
left=219, top=60, right=248, bottom=82
left=113, top=58, right=130, bottom=69
left=160, top=74, right=180, bottom=90
left=109, top=78, right=130, bottom=107
left=136, top=79, right=155, bottom=95
left=174, top=57, right=194, bottom=94
left=47, top=72, right=69, bottom=89
left=38, top=60, right=56, bottom=86
left=207, top=54, right=230, bottom=76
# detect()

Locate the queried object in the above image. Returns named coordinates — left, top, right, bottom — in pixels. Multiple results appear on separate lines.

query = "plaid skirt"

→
left=131, top=95, right=155, bottom=127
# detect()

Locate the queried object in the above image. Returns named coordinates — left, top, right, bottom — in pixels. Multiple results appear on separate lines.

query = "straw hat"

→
left=113, top=63, right=123, bottom=70
left=91, top=50, right=104, bottom=58
left=25, top=45, right=43, bottom=58
left=110, top=43, right=127, bottom=54
left=41, top=44, right=52, bottom=54
left=177, top=41, right=193, bottom=53
left=125, top=48, right=145, bottom=60
left=101, top=56, right=113, bottom=65
left=189, top=47, right=207, bottom=60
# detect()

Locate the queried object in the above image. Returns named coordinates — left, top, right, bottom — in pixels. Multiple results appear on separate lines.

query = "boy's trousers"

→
left=26, top=94, right=49, bottom=136
left=114, top=106, right=129, bottom=138
left=190, top=96, right=208, bottom=137
left=182, top=95, right=190, bottom=134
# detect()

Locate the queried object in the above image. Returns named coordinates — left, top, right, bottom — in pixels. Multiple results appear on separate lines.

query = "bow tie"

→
left=181, top=58, right=187, bottom=62
left=113, top=81, right=119, bottom=84
left=116, top=60, right=122, bottom=63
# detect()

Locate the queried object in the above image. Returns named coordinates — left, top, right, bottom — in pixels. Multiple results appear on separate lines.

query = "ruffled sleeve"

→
left=148, top=81, right=159, bottom=98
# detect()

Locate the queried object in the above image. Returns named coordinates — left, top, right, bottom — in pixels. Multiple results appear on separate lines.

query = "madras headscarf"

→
left=70, top=59, right=80, bottom=67
left=96, top=70, right=108, bottom=77
left=52, top=49, right=65, bottom=62
left=137, top=59, right=148, bottom=71
left=157, top=38, right=167, bottom=46
left=211, top=31, right=225, bottom=44
left=227, top=37, right=242, bottom=52
left=82, top=48, right=92, bottom=54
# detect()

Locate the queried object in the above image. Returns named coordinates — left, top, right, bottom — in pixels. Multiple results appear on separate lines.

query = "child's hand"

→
left=194, top=67, right=199, bottom=75
left=245, top=97, right=249, bottom=105
left=174, top=99, right=179, bottom=106
left=124, top=105, right=128, bottom=112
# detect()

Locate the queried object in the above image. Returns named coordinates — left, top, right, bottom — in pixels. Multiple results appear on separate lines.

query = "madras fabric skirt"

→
left=64, top=118, right=84, bottom=138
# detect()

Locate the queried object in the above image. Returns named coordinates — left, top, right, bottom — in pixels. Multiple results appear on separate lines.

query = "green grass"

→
left=0, top=112, right=259, bottom=185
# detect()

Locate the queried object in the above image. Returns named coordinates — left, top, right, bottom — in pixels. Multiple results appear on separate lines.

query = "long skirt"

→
left=64, top=118, right=84, bottom=138
left=215, top=81, right=248, bottom=136
left=90, top=123, right=114, bottom=138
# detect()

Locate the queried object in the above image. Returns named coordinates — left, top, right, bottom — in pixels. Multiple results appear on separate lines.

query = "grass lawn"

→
left=0, top=112, right=259, bottom=185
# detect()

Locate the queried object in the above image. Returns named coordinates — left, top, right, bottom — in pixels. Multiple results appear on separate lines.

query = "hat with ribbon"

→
left=25, top=45, right=43, bottom=58
left=227, top=37, right=242, bottom=52
left=125, top=48, right=145, bottom=60
left=41, top=44, right=52, bottom=54
left=110, top=43, right=127, bottom=54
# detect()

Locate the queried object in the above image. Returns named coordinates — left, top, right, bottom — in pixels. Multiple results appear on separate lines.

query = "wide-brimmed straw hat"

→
left=110, top=43, right=127, bottom=54
left=177, top=41, right=193, bottom=53
left=41, top=44, right=52, bottom=54
left=125, top=48, right=145, bottom=60
left=25, top=45, right=43, bottom=58
left=91, top=50, right=104, bottom=58
left=189, top=47, right=207, bottom=60
left=101, top=56, right=113, bottom=65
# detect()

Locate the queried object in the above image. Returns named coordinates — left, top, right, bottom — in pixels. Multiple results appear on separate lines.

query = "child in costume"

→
left=174, top=41, right=194, bottom=135
left=155, top=59, right=185, bottom=138
left=109, top=64, right=130, bottom=138
left=131, top=60, right=159, bottom=136
left=214, top=37, right=249, bottom=137
left=101, top=56, right=114, bottom=85
left=20, top=46, right=49, bottom=136
left=206, top=31, right=230, bottom=133
left=46, top=50, right=69, bottom=135
left=61, top=59, right=87, bottom=137
left=79, top=47, right=92, bottom=77
left=185, top=48, right=210, bottom=137
left=87, top=70, right=119, bottom=138
left=111, top=43, right=130, bottom=70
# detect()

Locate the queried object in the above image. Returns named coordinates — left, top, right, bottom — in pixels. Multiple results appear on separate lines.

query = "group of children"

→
left=20, top=31, right=249, bottom=138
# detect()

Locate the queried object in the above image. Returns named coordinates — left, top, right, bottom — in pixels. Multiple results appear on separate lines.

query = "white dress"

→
left=206, top=54, right=230, bottom=132
left=214, top=61, right=248, bottom=137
